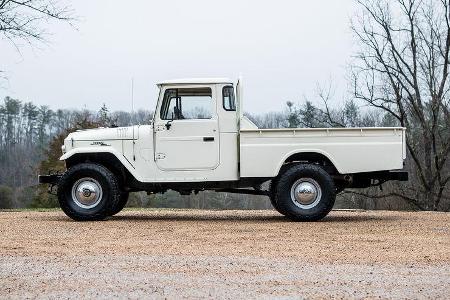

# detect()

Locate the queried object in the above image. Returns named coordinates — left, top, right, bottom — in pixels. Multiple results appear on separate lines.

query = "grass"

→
left=0, top=208, right=61, bottom=212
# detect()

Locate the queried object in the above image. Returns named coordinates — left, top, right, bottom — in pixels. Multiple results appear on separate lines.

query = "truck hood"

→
left=66, top=126, right=140, bottom=141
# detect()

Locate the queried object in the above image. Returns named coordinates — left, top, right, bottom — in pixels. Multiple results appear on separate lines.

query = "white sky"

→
left=1, top=0, right=355, bottom=114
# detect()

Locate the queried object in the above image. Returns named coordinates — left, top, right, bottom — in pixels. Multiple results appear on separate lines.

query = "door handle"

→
left=203, top=137, right=214, bottom=142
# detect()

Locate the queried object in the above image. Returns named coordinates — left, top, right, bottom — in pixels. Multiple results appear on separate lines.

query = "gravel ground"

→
left=0, top=209, right=449, bottom=299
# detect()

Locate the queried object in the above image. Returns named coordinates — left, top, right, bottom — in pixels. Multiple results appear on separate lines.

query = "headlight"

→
left=61, top=145, right=66, bottom=154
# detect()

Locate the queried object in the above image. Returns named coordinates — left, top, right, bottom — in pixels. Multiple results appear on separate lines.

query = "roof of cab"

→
left=157, top=78, right=233, bottom=86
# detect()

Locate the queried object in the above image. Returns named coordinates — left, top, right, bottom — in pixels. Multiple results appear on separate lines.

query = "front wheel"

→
left=109, top=192, right=129, bottom=216
left=57, top=163, right=121, bottom=221
left=274, top=164, right=336, bottom=221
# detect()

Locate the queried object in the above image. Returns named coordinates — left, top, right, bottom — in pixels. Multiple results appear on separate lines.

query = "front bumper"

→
left=38, top=174, right=62, bottom=185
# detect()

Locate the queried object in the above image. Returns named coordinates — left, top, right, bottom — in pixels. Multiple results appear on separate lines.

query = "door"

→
left=154, top=86, right=220, bottom=170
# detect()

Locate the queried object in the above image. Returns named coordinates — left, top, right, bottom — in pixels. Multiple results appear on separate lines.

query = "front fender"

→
left=60, top=147, right=142, bottom=181
left=60, top=147, right=124, bottom=161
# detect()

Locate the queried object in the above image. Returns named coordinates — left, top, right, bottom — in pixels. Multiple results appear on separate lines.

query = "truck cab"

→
left=146, top=78, right=240, bottom=181
left=40, top=78, right=408, bottom=222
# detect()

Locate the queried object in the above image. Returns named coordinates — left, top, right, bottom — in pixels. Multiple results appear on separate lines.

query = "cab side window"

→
left=223, top=86, right=236, bottom=111
left=160, top=88, right=213, bottom=120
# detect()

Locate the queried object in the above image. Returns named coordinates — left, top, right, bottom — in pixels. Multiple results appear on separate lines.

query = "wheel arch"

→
left=275, top=150, right=342, bottom=177
left=62, top=149, right=137, bottom=187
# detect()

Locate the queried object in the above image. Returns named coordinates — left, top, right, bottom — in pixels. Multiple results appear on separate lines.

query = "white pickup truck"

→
left=39, top=78, right=408, bottom=221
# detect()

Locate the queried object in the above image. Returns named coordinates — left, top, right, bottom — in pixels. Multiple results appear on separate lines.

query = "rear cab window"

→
left=223, top=86, right=236, bottom=111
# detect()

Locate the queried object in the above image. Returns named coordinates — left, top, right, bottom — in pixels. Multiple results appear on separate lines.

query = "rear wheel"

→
left=57, top=163, right=121, bottom=221
left=274, top=164, right=336, bottom=221
left=269, top=179, right=285, bottom=215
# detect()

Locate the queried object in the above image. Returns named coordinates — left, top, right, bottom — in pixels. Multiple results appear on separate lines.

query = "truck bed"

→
left=239, top=127, right=406, bottom=177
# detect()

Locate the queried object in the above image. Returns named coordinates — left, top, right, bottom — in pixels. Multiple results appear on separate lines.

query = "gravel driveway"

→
left=0, top=209, right=449, bottom=299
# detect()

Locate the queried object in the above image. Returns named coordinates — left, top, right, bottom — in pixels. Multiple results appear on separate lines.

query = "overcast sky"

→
left=1, top=0, right=355, bottom=114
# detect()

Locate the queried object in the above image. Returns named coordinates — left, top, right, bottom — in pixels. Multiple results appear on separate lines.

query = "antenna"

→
left=131, top=77, right=135, bottom=125
left=131, top=77, right=136, bottom=161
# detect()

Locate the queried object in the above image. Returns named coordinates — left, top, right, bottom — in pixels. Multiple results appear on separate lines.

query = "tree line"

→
left=0, top=92, right=448, bottom=211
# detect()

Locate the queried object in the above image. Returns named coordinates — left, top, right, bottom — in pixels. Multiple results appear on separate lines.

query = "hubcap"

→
left=71, top=178, right=103, bottom=209
left=290, top=178, right=322, bottom=209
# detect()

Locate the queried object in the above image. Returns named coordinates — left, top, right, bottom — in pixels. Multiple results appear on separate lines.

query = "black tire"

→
left=109, top=192, right=129, bottom=216
left=268, top=179, right=285, bottom=215
left=274, top=164, right=336, bottom=221
left=57, top=163, right=121, bottom=221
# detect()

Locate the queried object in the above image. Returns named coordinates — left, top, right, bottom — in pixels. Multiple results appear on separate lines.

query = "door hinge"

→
left=156, top=153, right=166, bottom=160
left=155, top=125, right=166, bottom=132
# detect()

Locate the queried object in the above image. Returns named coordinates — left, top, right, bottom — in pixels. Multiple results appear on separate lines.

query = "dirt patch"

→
left=0, top=209, right=449, bottom=298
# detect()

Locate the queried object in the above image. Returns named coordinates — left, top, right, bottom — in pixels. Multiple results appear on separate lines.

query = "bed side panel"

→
left=239, top=128, right=405, bottom=177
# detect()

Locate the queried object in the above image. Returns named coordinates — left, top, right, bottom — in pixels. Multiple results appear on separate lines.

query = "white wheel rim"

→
left=290, top=178, right=322, bottom=209
left=71, top=177, right=103, bottom=209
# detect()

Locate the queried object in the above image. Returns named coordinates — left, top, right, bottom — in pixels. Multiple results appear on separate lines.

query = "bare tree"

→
left=0, top=0, right=74, bottom=47
left=351, top=0, right=450, bottom=210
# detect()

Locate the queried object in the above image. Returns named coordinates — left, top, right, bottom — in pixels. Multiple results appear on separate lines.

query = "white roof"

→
left=157, top=77, right=233, bottom=86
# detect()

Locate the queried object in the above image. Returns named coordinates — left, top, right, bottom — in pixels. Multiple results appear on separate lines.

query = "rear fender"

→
left=275, top=149, right=342, bottom=176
